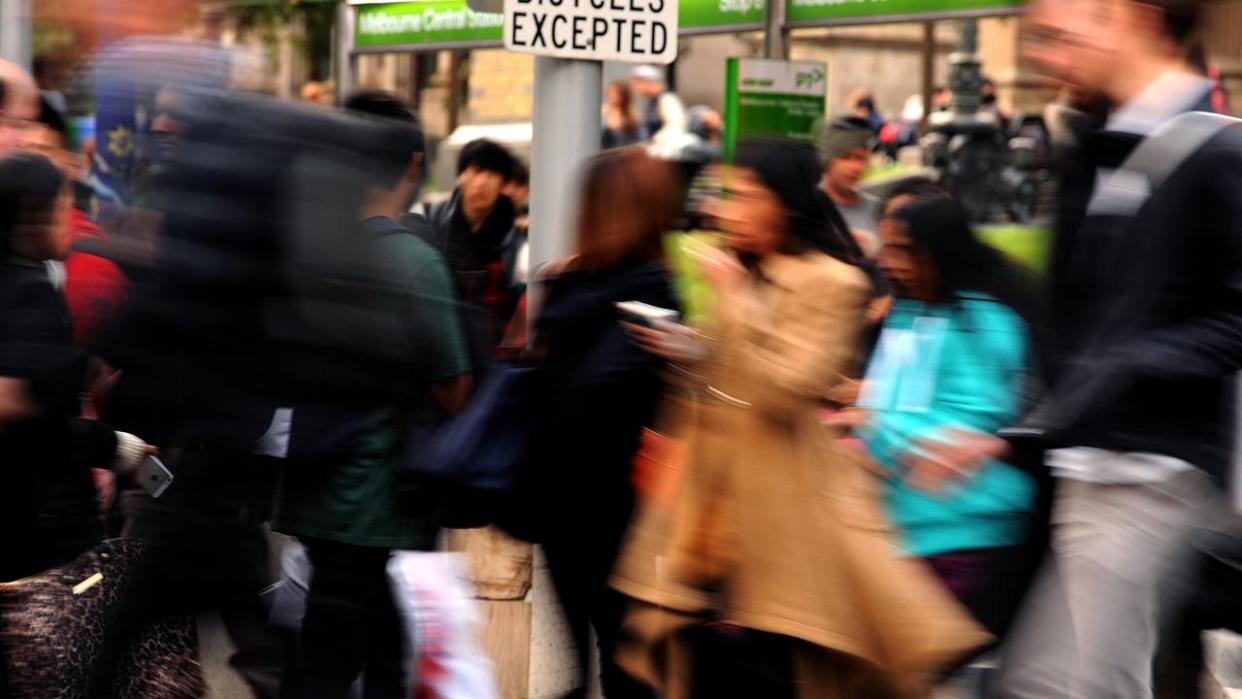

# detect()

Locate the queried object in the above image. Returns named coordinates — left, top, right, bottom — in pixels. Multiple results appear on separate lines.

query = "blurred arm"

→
left=431, top=374, right=472, bottom=417
left=0, top=377, right=34, bottom=426
left=410, top=256, right=475, bottom=418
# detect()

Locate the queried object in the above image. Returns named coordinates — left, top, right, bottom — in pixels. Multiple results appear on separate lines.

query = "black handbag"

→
left=400, top=362, right=543, bottom=529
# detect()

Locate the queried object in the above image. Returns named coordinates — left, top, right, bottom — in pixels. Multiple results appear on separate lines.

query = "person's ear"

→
left=1124, top=0, right=1168, bottom=49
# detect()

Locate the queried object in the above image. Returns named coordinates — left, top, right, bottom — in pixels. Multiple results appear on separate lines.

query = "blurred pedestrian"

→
left=862, top=184, right=1040, bottom=636
left=631, top=65, right=687, bottom=150
left=614, top=140, right=987, bottom=698
left=848, top=88, right=885, bottom=135
left=409, top=138, right=521, bottom=375
left=1188, top=44, right=1231, bottom=115
left=0, top=61, right=37, bottom=155
left=815, top=115, right=881, bottom=255
left=27, top=92, right=128, bottom=348
left=277, top=90, right=472, bottom=699
left=502, top=158, right=530, bottom=277
left=603, top=80, right=643, bottom=149
left=979, top=77, right=1009, bottom=128
left=902, top=2, right=1242, bottom=697
left=509, top=147, right=680, bottom=699
left=0, top=152, right=150, bottom=581
left=300, top=80, right=333, bottom=107
left=89, top=84, right=289, bottom=699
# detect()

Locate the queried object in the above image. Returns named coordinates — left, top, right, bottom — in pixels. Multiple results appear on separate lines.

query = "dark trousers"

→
left=122, top=449, right=283, bottom=698
left=543, top=526, right=655, bottom=699
left=280, top=538, right=404, bottom=699
left=688, top=626, right=796, bottom=699
left=925, top=546, right=1021, bottom=637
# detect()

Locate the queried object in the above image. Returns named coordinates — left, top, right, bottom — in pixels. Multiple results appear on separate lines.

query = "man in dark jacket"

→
left=904, top=2, right=1242, bottom=697
left=407, top=139, right=520, bottom=373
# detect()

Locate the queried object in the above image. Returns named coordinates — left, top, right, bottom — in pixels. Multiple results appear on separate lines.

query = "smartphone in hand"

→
left=616, top=301, right=680, bottom=329
left=137, top=455, right=174, bottom=498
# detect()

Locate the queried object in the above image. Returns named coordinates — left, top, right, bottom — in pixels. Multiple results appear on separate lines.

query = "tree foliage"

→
left=221, top=0, right=337, bottom=79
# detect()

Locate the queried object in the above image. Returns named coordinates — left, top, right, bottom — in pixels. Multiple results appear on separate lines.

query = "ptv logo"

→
left=795, top=67, right=825, bottom=90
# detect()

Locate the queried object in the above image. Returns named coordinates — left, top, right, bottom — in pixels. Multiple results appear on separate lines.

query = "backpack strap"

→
left=1088, top=111, right=1241, bottom=217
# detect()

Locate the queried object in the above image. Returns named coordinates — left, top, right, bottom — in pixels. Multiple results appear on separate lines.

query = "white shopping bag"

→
left=389, top=552, right=501, bottom=699
left=266, top=541, right=499, bottom=699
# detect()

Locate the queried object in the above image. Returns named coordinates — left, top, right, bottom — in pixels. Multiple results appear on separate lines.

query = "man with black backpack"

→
left=902, top=1, right=1242, bottom=697
left=274, top=90, right=472, bottom=699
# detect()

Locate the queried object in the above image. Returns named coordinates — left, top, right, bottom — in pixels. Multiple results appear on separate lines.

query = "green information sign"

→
left=723, top=57, right=827, bottom=160
left=681, top=0, right=764, bottom=32
left=787, top=0, right=1023, bottom=25
left=355, top=1, right=504, bottom=49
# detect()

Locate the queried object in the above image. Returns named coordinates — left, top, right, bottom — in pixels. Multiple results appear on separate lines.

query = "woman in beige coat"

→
left=617, top=140, right=988, bottom=699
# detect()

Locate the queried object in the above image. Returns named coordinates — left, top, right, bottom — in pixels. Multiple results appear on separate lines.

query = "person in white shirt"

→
left=630, top=64, right=687, bottom=157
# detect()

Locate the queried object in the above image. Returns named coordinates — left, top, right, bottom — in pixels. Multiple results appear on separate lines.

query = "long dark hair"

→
left=884, top=182, right=1042, bottom=330
left=733, top=138, right=857, bottom=264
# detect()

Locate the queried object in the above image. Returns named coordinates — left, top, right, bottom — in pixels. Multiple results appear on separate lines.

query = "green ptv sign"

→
left=787, top=0, right=1023, bottom=24
left=355, top=1, right=504, bottom=49
left=723, top=58, right=827, bottom=160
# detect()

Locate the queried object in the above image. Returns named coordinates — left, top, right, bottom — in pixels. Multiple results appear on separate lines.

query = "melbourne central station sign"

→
left=503, top=0, right=678, bottom=63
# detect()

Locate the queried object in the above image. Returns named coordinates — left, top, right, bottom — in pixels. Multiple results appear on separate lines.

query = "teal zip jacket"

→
left=859, top=293, right=1035, bottom=558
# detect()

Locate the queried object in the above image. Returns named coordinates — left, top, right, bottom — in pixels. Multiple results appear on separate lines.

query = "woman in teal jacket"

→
left=860, top=183, right=1040, bottom=635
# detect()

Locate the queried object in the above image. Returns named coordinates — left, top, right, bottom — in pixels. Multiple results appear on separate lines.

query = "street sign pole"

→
left=504, top=0, right=671, bottom=275
left=336, top=0, right=356, bottom=100
left=763, top=0, right=787, bottom=59
left=0, top=0, right=31, bottom=70
left=528, top=56, right=601, bottom=272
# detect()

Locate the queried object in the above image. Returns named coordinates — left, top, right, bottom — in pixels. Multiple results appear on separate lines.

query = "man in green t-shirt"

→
left=276, top=91, right=471, bottom=699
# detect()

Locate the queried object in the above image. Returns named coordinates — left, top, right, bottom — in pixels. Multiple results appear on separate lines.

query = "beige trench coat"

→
left=611, top=251, right=990, bottom=698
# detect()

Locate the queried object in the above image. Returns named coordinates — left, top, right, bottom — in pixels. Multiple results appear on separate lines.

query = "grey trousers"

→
left=993, top=469, right=1214, bottom=699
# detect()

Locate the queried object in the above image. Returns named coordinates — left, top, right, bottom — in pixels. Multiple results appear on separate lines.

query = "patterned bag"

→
left=0, top=538, right=206, bottom=698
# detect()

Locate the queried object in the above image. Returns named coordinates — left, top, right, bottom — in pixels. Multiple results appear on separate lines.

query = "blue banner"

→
left=91, top=62, right=136, bottom=208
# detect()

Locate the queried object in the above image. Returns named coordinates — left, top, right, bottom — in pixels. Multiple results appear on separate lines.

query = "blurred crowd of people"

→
left=603, top=65, right=722, bottom=162
left=4, top=0, right=1242, bottom=698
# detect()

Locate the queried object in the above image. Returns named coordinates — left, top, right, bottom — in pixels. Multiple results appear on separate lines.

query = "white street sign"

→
left=504, top=0, right=678, bottom=64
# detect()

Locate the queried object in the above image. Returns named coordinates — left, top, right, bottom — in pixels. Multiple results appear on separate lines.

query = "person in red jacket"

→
left=25, top=92, right=129, bottom=346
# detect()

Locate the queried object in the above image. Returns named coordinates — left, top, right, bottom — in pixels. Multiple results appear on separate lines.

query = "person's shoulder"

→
left=787, top=252, right=869, bottom=296
left=955, top=293, right=1027, bottom=343
left=0, top=265, right=63, bottom=326
left=369, top=218, right=447, bottom=267
left=860, top=190, right=883, bottom=210
left=1198, top=118, right=1242, bottom=165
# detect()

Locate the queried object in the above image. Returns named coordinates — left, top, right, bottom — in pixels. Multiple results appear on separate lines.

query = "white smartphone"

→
left=616, top=301, right=680, bottom=329
left=137, top=455, right=174, bottom=498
